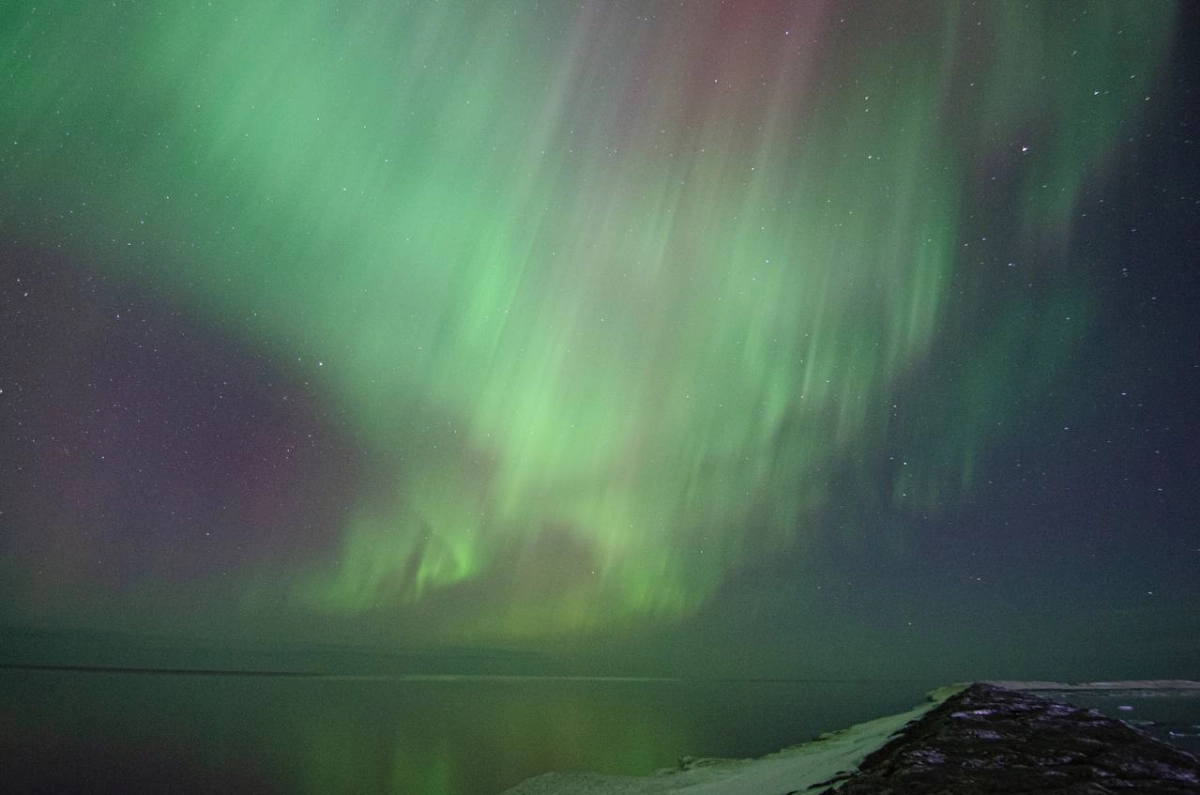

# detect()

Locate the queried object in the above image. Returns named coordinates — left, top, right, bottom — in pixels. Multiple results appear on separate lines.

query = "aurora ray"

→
left=0, top=0, right=1177, bottom=640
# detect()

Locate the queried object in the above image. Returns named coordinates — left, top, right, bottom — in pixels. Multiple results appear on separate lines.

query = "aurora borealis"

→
left=1, top=0, right=1197, bottom=672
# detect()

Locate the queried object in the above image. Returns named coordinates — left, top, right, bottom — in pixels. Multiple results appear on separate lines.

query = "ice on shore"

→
left=501, top=685, right=966, bottom=795
left=502, top=681, right=1200, bottom=795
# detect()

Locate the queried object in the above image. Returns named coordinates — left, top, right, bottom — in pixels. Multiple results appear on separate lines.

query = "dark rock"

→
left=834, top=683, right=1200, bottom=793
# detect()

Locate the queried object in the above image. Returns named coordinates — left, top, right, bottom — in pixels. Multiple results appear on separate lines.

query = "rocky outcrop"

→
left=830, top=682, right=1200, bottom=793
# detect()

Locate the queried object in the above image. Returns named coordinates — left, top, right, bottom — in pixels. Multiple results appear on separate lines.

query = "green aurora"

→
left=0, top=1, right=1177, bottom=641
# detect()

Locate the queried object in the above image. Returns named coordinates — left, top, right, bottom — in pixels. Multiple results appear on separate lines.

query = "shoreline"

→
left=502, top=681, right=1200, bottom=794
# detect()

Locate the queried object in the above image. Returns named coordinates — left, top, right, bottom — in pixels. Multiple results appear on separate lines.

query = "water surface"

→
left=1, top=669, right=940, bottom=794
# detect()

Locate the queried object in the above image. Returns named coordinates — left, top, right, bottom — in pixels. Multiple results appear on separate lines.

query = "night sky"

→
left=1, top=0, right=1197, bottom=680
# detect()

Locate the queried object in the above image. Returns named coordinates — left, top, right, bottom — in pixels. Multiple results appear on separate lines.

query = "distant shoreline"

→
left=0, top=664, right=681, bottom=682
left=987, top=680, right=1200, bottom=691
left=6, top=666, right=1198, bottom=693
left=0, top=662, right=325, bottom=677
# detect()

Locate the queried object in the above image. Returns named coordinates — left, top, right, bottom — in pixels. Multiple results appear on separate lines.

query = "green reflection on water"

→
left=0, top=671, right=940, bottom=793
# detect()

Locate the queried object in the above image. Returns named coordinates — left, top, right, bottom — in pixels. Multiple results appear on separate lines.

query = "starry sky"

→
left=1, top=0, right=1197, bottom=679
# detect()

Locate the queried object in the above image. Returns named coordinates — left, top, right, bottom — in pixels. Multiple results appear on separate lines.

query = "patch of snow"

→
left=968, top=729, right=1004, bottom=741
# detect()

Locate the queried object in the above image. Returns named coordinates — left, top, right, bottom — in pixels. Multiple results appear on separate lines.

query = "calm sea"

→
left=0, top=670, right=940, bottom=794
left=5, top=671, right=1196, bottom=793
